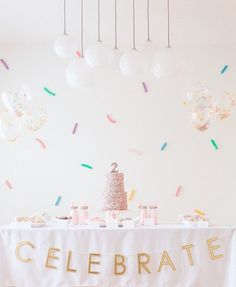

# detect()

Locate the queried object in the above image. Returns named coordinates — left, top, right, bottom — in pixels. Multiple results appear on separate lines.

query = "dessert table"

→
left=0, top=224, right=235, bottom=287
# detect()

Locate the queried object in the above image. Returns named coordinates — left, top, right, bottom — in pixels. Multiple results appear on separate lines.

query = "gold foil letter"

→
left=182, top=244, right=194, bottom=266
left=88, top=253, right=101, bottom=274
left=114, top=254, right=126, bottom=275
left=137, top=253, right=151, bottom=274
left=158, top=250, right=176, bottom=272
left=15, top=241, right=35, bottom=263
left=207, top=237, right=224, bottom=260
left=45, top=248, right=61, bottom=269
left=67, top=250, right=77, bottom=272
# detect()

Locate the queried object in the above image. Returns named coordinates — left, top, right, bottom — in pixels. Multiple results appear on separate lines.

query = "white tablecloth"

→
left=0, top=225, right=235, bottom=287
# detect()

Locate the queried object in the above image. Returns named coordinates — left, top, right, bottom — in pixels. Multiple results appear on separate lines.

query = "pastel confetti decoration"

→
left=107, top=114, right=117, bottom=124
left=76, top=51, right=82, bottom=58
left=0, top=59, right=9, bottom=70
left=221, top=65, right=228, bottom=74
left=128, top=189, right=136, bottom=201
left=142, top=82, right=148, bottom=93
left=194, top=209, right=205, bottom=216
left=128, top=148, right=143, bottom=156
left=81, top=163, right=93, bottom=170
left=175, top=185, right=182, bottom=197
left=161, top=142, right=168, bottom=151
left=210, top=139, right=218, bottom=150
left=55, top=196, right=62, bottom=206
left=35, top=138, right=46, bottom=149
left=5, top=180, right=13, bottom=190
left=72, top=122, right=78, bottom=134
left=43, top=87, right=56, bottom=96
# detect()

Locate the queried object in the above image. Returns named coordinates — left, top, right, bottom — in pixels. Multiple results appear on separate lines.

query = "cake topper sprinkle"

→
left=111, top=162, right=119, bottom=173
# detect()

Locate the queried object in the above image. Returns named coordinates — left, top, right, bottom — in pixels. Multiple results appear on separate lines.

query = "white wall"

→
left=0, top=43, right=236, bottom=226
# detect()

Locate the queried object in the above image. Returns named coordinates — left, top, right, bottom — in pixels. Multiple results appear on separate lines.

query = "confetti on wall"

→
left=128, top=189, right=136, bottom=201
left=81, top=163, right=93, bottom=170
left=72, top=122, right=78, bottom=134
left=128, top=148, right=143, bottom=156
left=221, top=65, right=228, bottom=74
left=194, top=209, right=205, bottom=216
left=210, top=139, right=218, bottom=150
left=5, top=180, right=13, bottom=190
left=0, top=59, right=9, bottom=70
left=161, top=142, right=168, bottom=151
left=175, top=185, right=182, bottom=197
left=142, top=82, right=148, bottom=93
left=35, top=138, right=46, bottom=149
left=43, top=87, right=56, bottom=96
left=106, top=114, right=117, bottom=124
left=55, top=196, right=62, bottom=206
left=76, top=51, right=82, bottom=58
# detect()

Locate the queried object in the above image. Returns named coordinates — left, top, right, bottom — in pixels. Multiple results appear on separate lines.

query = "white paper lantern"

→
left=140, top=41, right=158, bottom=63
left=84, top=42, right=114, bottom=68
left=54, top=34, right=78, bottom=58
left=152, top=48, right=182, bottom=78
left=119, top=50, right=148, bottom=77
left=66, top=58, right=93, bottom=88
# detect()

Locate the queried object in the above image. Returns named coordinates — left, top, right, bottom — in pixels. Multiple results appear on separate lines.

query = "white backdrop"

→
left=0, top=43, right=236, bottom=226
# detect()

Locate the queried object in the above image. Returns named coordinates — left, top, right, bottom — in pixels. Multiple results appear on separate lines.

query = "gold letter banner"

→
left=15, top=241, right=35, bottom=263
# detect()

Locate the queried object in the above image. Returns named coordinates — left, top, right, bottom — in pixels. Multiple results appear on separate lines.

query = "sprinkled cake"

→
left=102, top=163, right=128, bottom=211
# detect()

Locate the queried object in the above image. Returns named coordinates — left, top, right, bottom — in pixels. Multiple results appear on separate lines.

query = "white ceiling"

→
left=0, top=0, right=235, bottom=48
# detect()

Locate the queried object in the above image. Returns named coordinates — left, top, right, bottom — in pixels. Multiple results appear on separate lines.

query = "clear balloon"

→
left=152, top=48, right=182, bottom=78
left=66, top=58, right=93, bottom=88
left=192, top=111, right=210, bottom=131
left=54, top=34, right=78, bottom=58
left=215, top=92, right=236, bottom=120
left=24, top=103, right=47, bottom=132
left=139, top=41, right=158, bottom=64
left=112, top=48, right=122, bottom=70
left=0, top=112, right=20, bottom=142
left=119, top=50, right=148, bottom=77
left=84, top=42, right=114, bottom=68
left=1, top=90, right=27, bottom=117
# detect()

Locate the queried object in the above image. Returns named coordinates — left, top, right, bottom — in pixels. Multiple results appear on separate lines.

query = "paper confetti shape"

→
left=81, top=163, right=93, bottom=170
left=0, top=59, right=9, bottom=70
left=194, top=209, right=205, bottom=216
left=128, top=189, right=136, bottom=201
left=106, top=114, right=117, bottom=123
left=43, top=87, right=56, bottom=96
left=210, top=139, right=218, bottom=150
left=175, top=185, right=182, bottom=197
left=55, top=196, right=62, bottom=206
left=128, top=148, right=143, bottom=156
left=161, top=142, right=168, bottom=151
left=72, top=122, right=78, bottom=134
left=35, top=138, right=46, bottom=149
left=221, top=65, right=228, bottom=74
left=142, top=82, right=148, bottom=93
left=5, top=180, right=13, bottom=190
left=76, top=51, right=82, bottom=58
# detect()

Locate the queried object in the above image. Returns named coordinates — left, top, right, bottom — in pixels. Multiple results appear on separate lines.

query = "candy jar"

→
left=139, top=205, right=148, bottom=225
left=81, top=205, right=89, bottom=224
left=149, top=205, right=158, bottom=225
left=70, top=204, right=79, bottom=225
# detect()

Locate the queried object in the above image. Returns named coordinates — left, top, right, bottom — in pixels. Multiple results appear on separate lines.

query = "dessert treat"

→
left=180, top=214, right=209, bottom=227
left=102, top=163, right=127, bottom=211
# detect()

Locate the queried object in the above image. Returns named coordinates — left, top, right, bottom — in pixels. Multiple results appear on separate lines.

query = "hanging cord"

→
left=167, top=0, right=171, bottom=48
left=114, top=0, right=118, bottom=49
left=132, top=0, right=137, bottom=50
left=63, top=0, right=67, bottom=35
left=97, top=0, right=101, bottom=42
left=81, top=0, right=84, bottom=57
left=147, top=0, right=150, bottom=41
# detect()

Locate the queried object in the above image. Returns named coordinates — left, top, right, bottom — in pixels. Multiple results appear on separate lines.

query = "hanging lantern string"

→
left=97, top=0, right=101, bottom=42
left=114, top=0, right=118, bottom=49
left=63, top=0, right=67, bottom=35
left=81, top=0, right=84, bottom=57
left=147, top=0, right=150, bottom=41
left=132, top=0, right=137, bottom=50
left=167, top=0, right=171, bottom=48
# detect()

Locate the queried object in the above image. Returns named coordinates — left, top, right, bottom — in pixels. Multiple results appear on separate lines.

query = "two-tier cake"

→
left=102, top=163, right=127, bottom=211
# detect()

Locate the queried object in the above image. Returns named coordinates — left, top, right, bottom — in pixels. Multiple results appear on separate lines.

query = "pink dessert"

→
left=102, top=163, right=128, bottom=211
